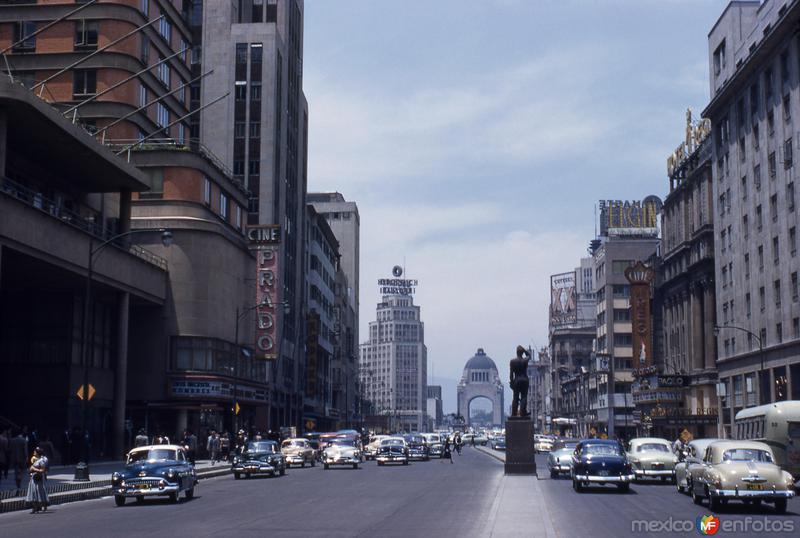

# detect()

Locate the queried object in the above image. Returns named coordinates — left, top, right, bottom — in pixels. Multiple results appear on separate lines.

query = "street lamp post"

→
left=77, top=228, right=172, bottom=480
left=714, top=324, right=766, bottom=405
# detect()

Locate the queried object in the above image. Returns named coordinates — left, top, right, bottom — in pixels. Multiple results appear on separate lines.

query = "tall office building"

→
left=199, top=0, right=308, bottom=428
left=704, top=0, right=800, bottom=434
left=360, top=272, right=427, bottom=432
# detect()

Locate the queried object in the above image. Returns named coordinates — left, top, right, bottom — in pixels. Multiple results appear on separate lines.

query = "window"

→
left=784, top=94, right=792, bottom=121
left=791, top=227, right=797, bottom=256
left=794, top=318, right=800, bottom=339
left=139, top=84, right=147, bottom=108
left=785, top=138, right=793, bottom=169
left=235, top=82, right=247, bottom=100
left=203, top=177, right=211, bottom=205
left=758, top=245, right=764, bottom=270
left=793, top=272, right=798, bottom=302
left=220, top=192, right=228, bottom=219
left=158, top=61, right=170, bottom=88
left=745, top=253, right=750, bottom=278
left=140, top=33, right=149, bottom=64
left=248, top=160, right=260, bottom=175
left=236, top=43, right=247, bottom=65
left=12, top=21, right=36, bottom=52
left=743, top=215, right=749, bottom=239
left=773, top=236, right=780, bottom=264
left=789, top=182, right=796, bottom=212
left=721, top=230, right=727, bottom=252
left=750, top=82, right=760, bottom=115
left=746, top=293, right=752, bottom=317
left=759, top=286, right=766, bottom=311
left=781, top=50, right=790, bottom=85
left=768, top=109, right=775, bottom=135
left=776, top=323, right=783, bottom=343
left=766, top=68, right=774, bottom=100
left=722, top=267, right=728, bottom=288
left=249, top=121, right=260, bottom=138
left=236, top=205, right=242, bottom=230
left=612, top=284, right=630, bottom=298
left=140, top=0, right=149, bottom=16
left=250, top=82, right=261, bottom=101
left=775, top=279, right=782, bottom=308
left=771, top=194, right=778, bottom=222
left=159, top=17, right=172, bottom=44
left=156, top=102, right=169, bottom=128
left=753, top=123, right=760, bottom=149
left=714, top=40, right=726, bottom=75
left=769, top=152, right=777, bottom=178
left=741, top=175, right=748, bottom=199
left=72, top=70, right=96, bottom=96
left=739, top=137, right=746, bottom=161
left=233, top=160, right=244, bottom=176
left=234, top=122, right=245, bottom=138
left=250, top=43, right=263, bottom=64
left=74, top=20, right=98, bottom=50
left=177, top=123, right=185, bottom=144
left=756, top=204, right=763, bottom=230
left=613, top=309, right=631, bottom=322
left=754, top=164, right=762, bottom=190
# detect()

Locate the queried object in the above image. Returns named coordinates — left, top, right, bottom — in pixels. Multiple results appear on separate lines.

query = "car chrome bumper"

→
left=634, top=469, right=674, bottom=477
left=114, top=483, right=181, bottom=497
left=232, top=465, right=277, bottom=475
left=710, top=488, right=795, bottom=499
left=574, top=474, right=635, bottom=483
left=376, top=456, right=407, bottom=462
left=285, top=456, right=306, bottom=463
left=324, top=457, right=360, bottom=464
left=550, top=464, right=572, bottom=472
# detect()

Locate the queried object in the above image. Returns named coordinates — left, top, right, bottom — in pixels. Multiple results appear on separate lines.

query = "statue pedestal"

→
left=504, top=418, right=536, bottom=474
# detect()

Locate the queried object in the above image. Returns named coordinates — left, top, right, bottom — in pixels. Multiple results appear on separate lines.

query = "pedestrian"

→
left=9, top=429, right=28, bottom=490
left=206, top=431, right=220, bottom=465
left=220, top=432, right=231, bottom=462
left=470, top=435, right=476, bottom=448
left=0, top=428, right=8, bottom=485
left=182, top=430, right=197, bottom=464
left=442, top=438, right=453, bottom=464
left=26, top=447, right=49, bottom=514
left=134, top=429, right=149, bottom=448
left=455, top=434, right=462, bottom=455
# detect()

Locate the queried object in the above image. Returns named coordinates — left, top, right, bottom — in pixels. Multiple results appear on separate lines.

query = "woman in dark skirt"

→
left=26, top=447, right=49, bottom=514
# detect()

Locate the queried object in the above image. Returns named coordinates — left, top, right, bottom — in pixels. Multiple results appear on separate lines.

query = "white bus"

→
left=734, top=401, right=800, bottom=479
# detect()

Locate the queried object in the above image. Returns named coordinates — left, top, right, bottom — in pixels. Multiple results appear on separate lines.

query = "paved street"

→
left=1, top=448, right=798, bottom=537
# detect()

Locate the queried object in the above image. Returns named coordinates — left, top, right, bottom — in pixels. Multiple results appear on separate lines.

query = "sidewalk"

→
left=0, top=459, right=230, bottom=513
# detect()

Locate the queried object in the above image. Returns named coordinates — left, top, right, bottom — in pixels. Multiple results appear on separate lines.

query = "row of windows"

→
left=203, top=177, right=244, bottom=232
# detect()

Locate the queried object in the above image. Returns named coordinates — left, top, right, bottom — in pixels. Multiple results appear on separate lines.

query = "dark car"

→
left=112, top=445, right=197, bottom=506
left=402, top=434, right=430, bottom=461
left=376, top=437, right=410, bottom=466
left=571, top=439, right=635, bottom=492
left=232, top=440, right=286, bottom=479
left=490, top=436, right=506, bottom=451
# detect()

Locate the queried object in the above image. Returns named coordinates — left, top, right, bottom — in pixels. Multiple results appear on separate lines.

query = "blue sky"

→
left=304, top=0, right=729, bottom=413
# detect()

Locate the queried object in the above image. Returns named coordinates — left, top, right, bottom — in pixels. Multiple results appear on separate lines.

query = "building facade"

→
left=456, top=349, right=504, bottom=427
left=426, top=385, right=443, bottom=430
left=200, top=0, right=308, bottom=429
left=360, top=291, right=427, bottom=433
left=704, top=0, right=800, bottom=437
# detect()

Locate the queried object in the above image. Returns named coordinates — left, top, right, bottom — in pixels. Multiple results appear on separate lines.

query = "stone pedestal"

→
left=504, top=418, right=536, bottom=474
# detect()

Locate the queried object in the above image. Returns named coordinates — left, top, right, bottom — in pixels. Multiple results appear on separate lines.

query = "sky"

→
left=303, top=0, right=729, bottom=414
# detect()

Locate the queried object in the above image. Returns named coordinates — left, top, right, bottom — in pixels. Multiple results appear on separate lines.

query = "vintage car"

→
left=675, top=438, right=722, bottom=494
left=689, top=440, right=796, bottom=513
left=376, top=437, right=409, bottom=466
left=232, top=440, right=286, bottom=479
left=571, top=439, right=635, bottom=492
left=547, top=438, right=579, bottom=478
left=403, top=434, right=430, bottom=461
left=281, top=438, right=316, bottom=467
left=422, top=433, right=444, bottom=458
left=626, top=437, right=678, bottom=482
left=111, top=445, right=197, bottom=506
left=322, top=437, right=362, bottom=469
left=364, top=435, right=389, bottom=460
left=490, top=436, right=507, bottom=451
left=534, top=435, right=554, bottom=453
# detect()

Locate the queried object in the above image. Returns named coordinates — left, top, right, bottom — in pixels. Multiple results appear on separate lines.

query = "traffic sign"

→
left=76, top=384, right=96, bottom=401
left=235, top=403, right=241, bottom=415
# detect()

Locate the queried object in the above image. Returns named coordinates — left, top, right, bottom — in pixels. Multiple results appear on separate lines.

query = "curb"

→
left=475, top=445, right=506, bottom=464
left=0, top=467, right=230, bottom=514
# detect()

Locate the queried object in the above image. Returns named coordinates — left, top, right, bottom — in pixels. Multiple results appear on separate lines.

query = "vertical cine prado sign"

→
left=247, top=225, right=282, bottom=360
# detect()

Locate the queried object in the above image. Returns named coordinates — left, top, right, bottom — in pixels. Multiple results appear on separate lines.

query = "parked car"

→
left=675, top=438, right=722, bottom=494
left=403, top=434, right=430, bottom=461
left=111, top=445, right=197, bottom=506
left=688, top=440, right=795, bottom=513
left=626, top=437, right=678, bottom=483
left=547, top=438, right=579, bottom=478
left=571, top=439, right=634, bottom=492
left=281, top=438, right=316, bottom=467
left=364, top=435, right=389, bottom=460
left=490, top=436, right=506, bottom=451
left=322, top=437, right=362, bottom=469
left=232, top=440, right=286, bottom=479
left=376, top=437, right=409, bottom=466
left=422, top=433, right=444, bottom=458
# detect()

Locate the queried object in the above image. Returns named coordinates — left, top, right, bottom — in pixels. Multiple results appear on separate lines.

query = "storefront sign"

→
left=666, top=108, right=712, bottom=177
left=550, top=271, right=577, bottom=328
left=378, top=265, right=418, bottom=295
left=170, top=379, right=268, bottom=403
left=248, top=226, right=282, bottom=361
left=625, top=262, right=655, bottom=368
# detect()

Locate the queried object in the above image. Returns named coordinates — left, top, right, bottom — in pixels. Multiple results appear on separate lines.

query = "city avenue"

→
left=1, top=449, right=797, bottom=537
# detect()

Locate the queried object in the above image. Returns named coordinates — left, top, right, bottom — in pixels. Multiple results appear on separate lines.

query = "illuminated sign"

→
left=378, top=265, right=418, bottom=295
left=666, top=108, right=712, bottom=177
left=598, top=197, right=662, bottom=237
left=625, top=261, right=655, bottom=369
left=248, top=225, right=282, bottom=360
left=549, top=271, right=577, bottom=327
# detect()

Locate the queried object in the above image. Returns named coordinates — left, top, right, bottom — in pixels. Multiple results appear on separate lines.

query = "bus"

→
left=734, top=401, right=800, bottom=479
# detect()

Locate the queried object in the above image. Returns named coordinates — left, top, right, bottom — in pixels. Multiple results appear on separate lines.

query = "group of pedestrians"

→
left=440, top=433, right=463, bottom=464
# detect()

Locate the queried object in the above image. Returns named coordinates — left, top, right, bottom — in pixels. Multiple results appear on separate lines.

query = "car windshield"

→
left=405, top=436, right=423, bottom=444
left=128, top=449, right=176, bottom=463
left=583, top=444, right=622, bottom=456
left=722, top=448, right=774, bottom=463
left=246, top=441, right=278, bottom=454
left=637, top=443, right=670, bottom=453
left=554, top=441, right=576, bottom=450
left=381, top=439, right=403, bottom=447
left=331, top=438, right=355, bottom=447
left=282, top=440, right=305, bottom=448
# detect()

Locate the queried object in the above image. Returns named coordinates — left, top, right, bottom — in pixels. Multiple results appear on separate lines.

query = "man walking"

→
left=9, top=429, right=28, bottom=490
left=206, top=431, right=220, bottom=465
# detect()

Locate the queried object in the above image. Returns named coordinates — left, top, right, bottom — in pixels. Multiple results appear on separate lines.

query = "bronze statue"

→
left=510, top=345, right=531, bottom=417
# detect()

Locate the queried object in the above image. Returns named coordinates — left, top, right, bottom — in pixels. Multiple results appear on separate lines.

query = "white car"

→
left=535, top=435, right=554, bottom=453
left=322, top=437, right=362, bottom=469
left=364, top=435, right=389, bottom=460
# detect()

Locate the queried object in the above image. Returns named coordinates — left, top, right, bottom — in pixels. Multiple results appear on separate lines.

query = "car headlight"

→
left=166, top=468, right=176, bottom=479
left=112, top=472, right=121, bottom=482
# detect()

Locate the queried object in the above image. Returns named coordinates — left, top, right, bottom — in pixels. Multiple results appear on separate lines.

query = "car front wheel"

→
left=114, top=495, right=125, bottom=507
left=185, top=487, right=194, bottom=500
left=572, top=478, right=583, bottom=493
left=234, top=472, right=241, bottom=480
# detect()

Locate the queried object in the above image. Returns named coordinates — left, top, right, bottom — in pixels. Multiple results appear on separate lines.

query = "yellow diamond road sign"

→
left=235, top=403, right=241, bottom=415
left=76, top=384, right=96, bottom=401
